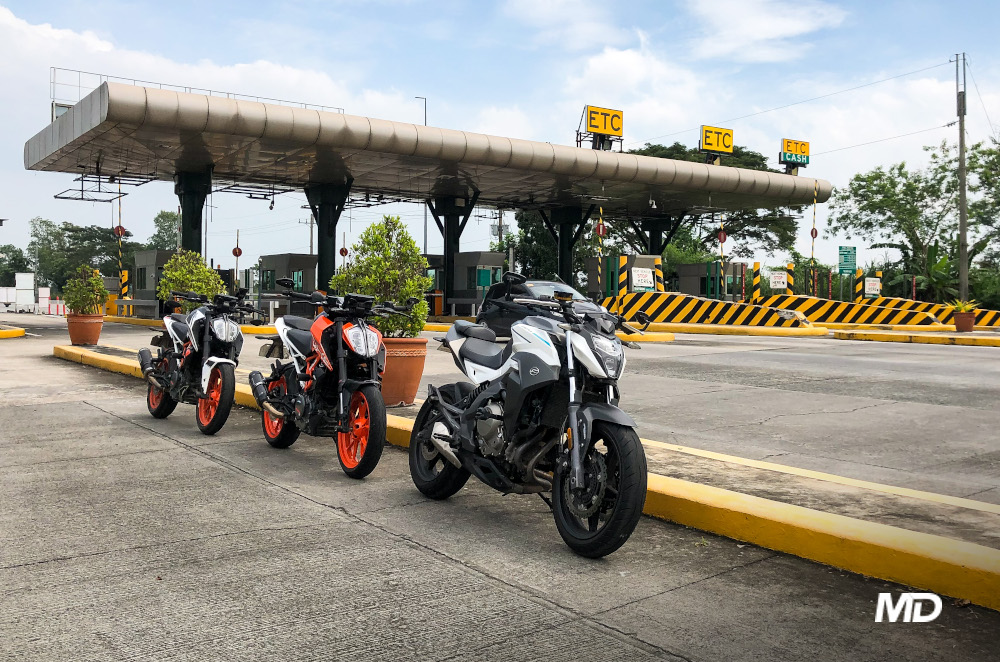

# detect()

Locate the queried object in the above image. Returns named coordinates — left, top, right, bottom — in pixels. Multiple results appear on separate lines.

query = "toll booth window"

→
left=262, top=270, right=275, bottom=291
left=292, top=271, right=304, bottom=292
left=135, top=267, right=147, bottom=291
left=467, top=266, right=477, bottom=289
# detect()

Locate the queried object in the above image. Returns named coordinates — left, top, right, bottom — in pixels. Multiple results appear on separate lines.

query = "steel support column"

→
left=174, top=171, right=212, bottom=254
left=642, top=218, right=673, bottom=256
left=427, top=192, right=479, bottom=307
left=540, top=205, right=595, bottom=285
left=305, top=179, right=352, bottom=291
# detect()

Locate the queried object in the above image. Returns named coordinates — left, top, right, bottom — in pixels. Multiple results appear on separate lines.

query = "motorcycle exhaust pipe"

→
left=137, top=348, right=162, bottom=387
left=249, top=370, right=284, bottom=418
left=430, top=422, right=462, bottom=468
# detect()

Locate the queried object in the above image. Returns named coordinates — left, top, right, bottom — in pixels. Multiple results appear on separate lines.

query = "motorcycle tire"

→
left=551, top=421, right=647, bottom=558
left=262, top=375, right=299, bottom=448
left=146, top=366, right=177, bottom=419
left=196, top=363, right=236, bottom=436
left=408, top=382, right=473, bottom=500
left=336, top=384, right=386, bottom=479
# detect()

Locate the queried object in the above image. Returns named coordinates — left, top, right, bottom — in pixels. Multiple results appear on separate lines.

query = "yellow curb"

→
left=103, top=315, right=277, bottom=335
left=423, top=323, right=452, bottom=333
left=646, top=322, right=829, bottom=337
left=0, top=325, right=26, bottom=339
left=820, top=322, right=953, bottom=332
left=832, top=330, right=1000, bottom=347
left=641, top=438, right=1000, bottom=516
left=51, top=343, right=1000, bottom=611
left=644, top=474, right=1000, bottom=611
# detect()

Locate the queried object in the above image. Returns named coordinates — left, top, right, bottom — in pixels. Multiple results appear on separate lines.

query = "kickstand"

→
left=538, top=493, right=553, bottom=511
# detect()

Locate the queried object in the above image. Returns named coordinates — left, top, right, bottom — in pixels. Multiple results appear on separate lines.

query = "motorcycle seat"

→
left=285, top=328, right=314, bottom=356
left=459, top=337, right=511, bottom=370
left=283, top=315, right=314, bottom=331
left=454, top=319, right=497, bottom=342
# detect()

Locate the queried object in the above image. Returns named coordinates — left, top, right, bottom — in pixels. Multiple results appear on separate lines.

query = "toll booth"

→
left=425, top=251, right=503, bottom=315
left=258, top=253, right=318, bottom=317
left=128, top=249, right=176, bottom=318
left=586, top=255, right=664, bottom=299
left=676, top=261, right=747, bottom=301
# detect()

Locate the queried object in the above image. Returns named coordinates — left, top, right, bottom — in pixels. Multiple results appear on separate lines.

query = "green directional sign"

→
left=838, top=246, right=856, bottom=275
left=781, top=151, right=809, bottom=165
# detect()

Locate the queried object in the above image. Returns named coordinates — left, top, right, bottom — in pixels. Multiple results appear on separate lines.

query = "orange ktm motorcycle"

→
left=249, top=278, right=415, bottom=478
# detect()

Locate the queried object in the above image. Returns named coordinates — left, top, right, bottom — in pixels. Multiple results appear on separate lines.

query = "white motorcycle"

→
left=408, top=272, right=648, bottom=558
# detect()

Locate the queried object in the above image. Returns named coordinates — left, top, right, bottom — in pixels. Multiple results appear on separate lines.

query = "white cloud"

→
left=686, top=0, right=848, bottom=62
left=501, top=0, right=632, bottom=50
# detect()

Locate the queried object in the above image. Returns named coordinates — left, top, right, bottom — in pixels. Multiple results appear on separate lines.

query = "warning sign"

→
left=631, top=267, right=655, bottom=291
left=769, top=272, right=787, bottom=290
left=865, top=278, right=881, bottom=298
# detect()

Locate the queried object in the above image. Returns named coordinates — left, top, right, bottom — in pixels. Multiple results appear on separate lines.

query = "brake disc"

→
left=563, top=452, right=608, bottom=519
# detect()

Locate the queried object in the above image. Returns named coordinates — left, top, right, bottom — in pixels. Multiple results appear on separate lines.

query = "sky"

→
left=1, top=0, right=998, bottom=275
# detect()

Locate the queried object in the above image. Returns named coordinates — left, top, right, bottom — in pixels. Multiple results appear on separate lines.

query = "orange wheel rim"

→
left=148, top=384, right=163, bottom=408
left=263, top=377, right=285, bottom=436
left=197, top=367, right=223, bottom=425
left=338, top=390, right=370, bottom=469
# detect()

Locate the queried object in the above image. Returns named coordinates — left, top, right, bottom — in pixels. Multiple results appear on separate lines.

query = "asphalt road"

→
left=1, top=314, right=998, bottom=661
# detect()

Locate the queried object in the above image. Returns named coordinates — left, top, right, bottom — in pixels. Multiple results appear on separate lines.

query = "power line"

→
left=813, top=122, right=956, bottom=156
left=966, top=57, right=997, bottom=139
left=627, top=61, right=952, bottom=146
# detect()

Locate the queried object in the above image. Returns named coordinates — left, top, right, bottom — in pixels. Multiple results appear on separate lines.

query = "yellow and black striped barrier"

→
left=618, top=256, right=628, bottom=297
left=754, top=294, right=941, bottom=326
left=750, top=261, right=762, bottom=301
left=602, top=292, right=814, bottom=328
left=853, top=268, right=864, bottom=303
left=859, top=296, right=1000, bottom=327
left=786, top=263, right=795, bottom=296
left=654, top=256, right=665, bottom=292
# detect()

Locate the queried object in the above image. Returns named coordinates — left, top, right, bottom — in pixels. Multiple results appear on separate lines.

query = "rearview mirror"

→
left=310, top=291, right=325, bottom=304
left=406, top=297, right=419, bottom=307
left=276, top=277, right=294, bottom=289
left=502, top=271, right=527, bottom=285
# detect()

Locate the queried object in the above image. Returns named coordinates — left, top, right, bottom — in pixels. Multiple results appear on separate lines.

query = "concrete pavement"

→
left=2, top=314, right=999, bottom=660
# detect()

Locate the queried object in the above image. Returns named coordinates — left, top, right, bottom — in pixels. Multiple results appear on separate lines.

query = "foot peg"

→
left=429, top=422, right=461, bottom=468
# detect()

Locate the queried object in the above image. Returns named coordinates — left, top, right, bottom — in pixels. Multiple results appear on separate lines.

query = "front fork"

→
left=565, top=328, right=586, bottom=490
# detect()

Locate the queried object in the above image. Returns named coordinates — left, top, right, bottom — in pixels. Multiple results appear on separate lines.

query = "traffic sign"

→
left=700, top=125, right=734, bottom=154
left=584, top=105, right=623, bottom=137
left=595, top=223, right=607, bottom=238
left=717, top=229, right=727, bottom=244
left=810, top=227, right=818, bottom=239
left=339, top=247, right=348, bottom=257
left=779, top=139, right=810, bottom=166
left=232, top=247, right=243, bottom=257
left=769, top=272, right=787, bottom=289
left=113, top=225, right=127, bottom=238
left=838, top=246, right=856, bottom=275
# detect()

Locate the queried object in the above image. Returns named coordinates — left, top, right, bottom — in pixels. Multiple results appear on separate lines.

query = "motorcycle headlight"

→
left=344, top=325, right=381, bottom=357
left=591, top=334, right=624, bottom=378
left=211, top=318, right=241, bottom=343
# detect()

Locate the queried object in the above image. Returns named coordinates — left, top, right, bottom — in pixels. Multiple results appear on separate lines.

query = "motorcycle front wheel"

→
left=336, top=384, right=386, bottom=479
left=551, top=421, right=647, bottom=558
left=196, top=363, right=236, bottom=435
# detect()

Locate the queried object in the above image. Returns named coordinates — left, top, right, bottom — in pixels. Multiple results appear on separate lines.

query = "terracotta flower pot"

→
left=66, top=313, right=104, bottom=345
left=953, top=311, right=976, bottom=333
left=380, top=337, right=428, bottom=406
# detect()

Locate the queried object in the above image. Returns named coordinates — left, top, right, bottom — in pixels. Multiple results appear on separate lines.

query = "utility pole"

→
left=957, top=52, right=969, bottom=300
left=416, top=96, right=428, bottom=253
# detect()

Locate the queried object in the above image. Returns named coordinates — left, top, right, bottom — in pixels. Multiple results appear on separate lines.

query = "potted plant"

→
left=64, top=265, right=110, bottom=345
left=948, top=299, right=978, bottom=332
left=330, top=215, right=431, bottom=405
left=156, top=249, right=227, bottom=312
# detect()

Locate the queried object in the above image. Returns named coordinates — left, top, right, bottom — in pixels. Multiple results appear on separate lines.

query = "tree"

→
left=0, top=244, right=31, bottom=287
left=146, top=211, right=180, bottom=251
left=329, top=215, right=431, bottom=337
left=624, top=143, right=798, bottom=258
left=28, top=217, right=143, bottom=291
left=156, top=249, right=226, bottom=312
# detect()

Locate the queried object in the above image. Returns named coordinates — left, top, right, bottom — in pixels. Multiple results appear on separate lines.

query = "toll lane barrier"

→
left=602, top=292, right=815, bottom=328
left=754, top=294, right=941, bottom=327
left=861, top=296, right=1000, bottom=328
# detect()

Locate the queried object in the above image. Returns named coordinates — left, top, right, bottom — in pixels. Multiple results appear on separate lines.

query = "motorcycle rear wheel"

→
left=262, top=375, right=299, bottom=448
left=551, top=421, right=647, bottom=558
left=196, top=363, right=236, bottom=436
left=336, top=384, right=386, bottom=479
left=146, top=363, right=177, bottom=419
left=408, top=383, right=473, bottom=500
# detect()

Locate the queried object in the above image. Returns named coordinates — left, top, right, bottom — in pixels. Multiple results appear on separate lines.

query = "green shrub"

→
left=63, top=265, right=110, bottom=314
left=329, top=215, right=431, bottom=337
left=156, top=249, right=226, bottom=312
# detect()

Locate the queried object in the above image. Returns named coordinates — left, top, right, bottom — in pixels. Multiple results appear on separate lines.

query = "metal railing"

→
left=50, top=67, right=345, bottom=114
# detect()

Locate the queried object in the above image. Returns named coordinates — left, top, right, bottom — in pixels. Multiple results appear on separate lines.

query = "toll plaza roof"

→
left=25, top=82, right=831, bottom=215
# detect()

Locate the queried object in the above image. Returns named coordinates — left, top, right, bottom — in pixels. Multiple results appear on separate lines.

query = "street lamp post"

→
left=415, top=96, right=428, bottom=254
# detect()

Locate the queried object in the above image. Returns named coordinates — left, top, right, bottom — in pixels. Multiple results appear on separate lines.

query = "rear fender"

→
left=202, top=357, right=236, bottom=391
